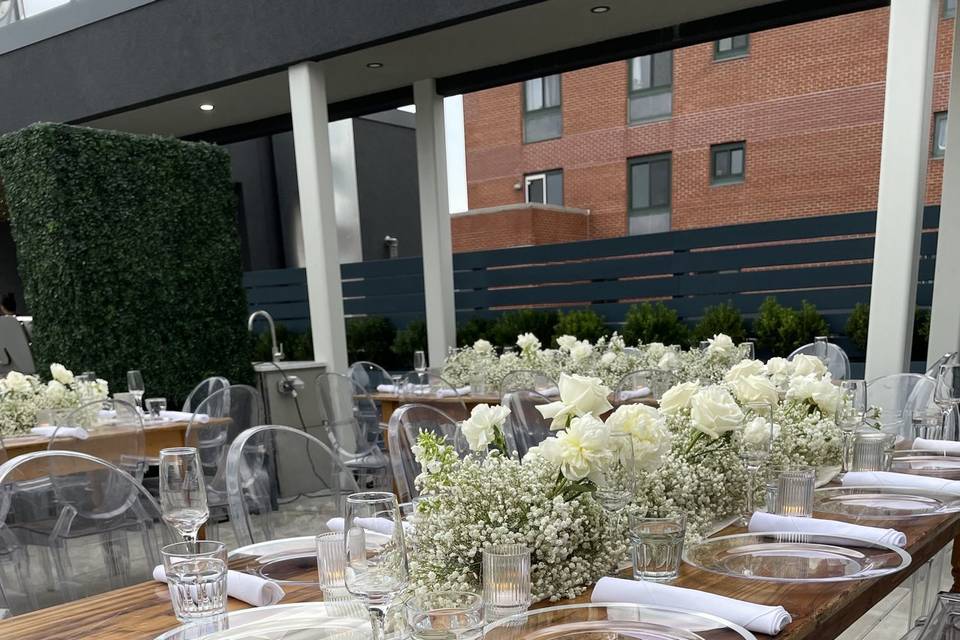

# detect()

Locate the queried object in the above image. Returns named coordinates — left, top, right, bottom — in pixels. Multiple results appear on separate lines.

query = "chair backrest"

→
left=867, top=373, right=937, bottom=437
left=225, top=425, right=360, bottom=547
left=788, top=343, right=851, bottom=380
left=927, top=353, right=960, bottom=377
left=614, top=369, right=677, bottom=404
left=182, top=376, right=230, bottom=412
left=315, top=372, right=382, bottom=460
left=185, top=385, right=263, bottom=505
left=398, top=371, right=468, bottom=420
left=348, top=361, right=393, bottom=394
left=0, top=317, right=34, bottom=375
left=51, top=398, right=145, bottom=482
left=387, top=404, right=464, bottom=502
left=0, top=451, right=174, bottom=615
left=499, top=370, right=558, bottom=397
left=501, top=390, right=553, bottom=460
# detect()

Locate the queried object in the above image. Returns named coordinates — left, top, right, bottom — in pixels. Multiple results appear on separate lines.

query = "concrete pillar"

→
left=288, top=62, right=348, bottom=372
left=414, top=79, right=456, bottom=367
left=865, top=0, right=939, bottom=380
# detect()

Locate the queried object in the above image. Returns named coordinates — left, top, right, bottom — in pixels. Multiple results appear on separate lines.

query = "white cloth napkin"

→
left=591, top=577, right=792, bottom=636
left=376, top=384, right=398, bottom=393
left=913, top=438, right=960, bottom=455
left=153, top=565, right=284, bottom=607
left=539, top=386, right=560, bottom=397
left=748, top=512, right=906, bottom=547
left=374, top=384, right=469, bottom=397
left=30, top=426, right=89, bottom=440
left=326, top=516, right=399, bottom=536
left=618, top=387, right=651, bottom=401
left=160, top=410, right=209, bottom=423
left=437, top=386, right=470, bottom=397
left=842, top=470, right=960, bottom=497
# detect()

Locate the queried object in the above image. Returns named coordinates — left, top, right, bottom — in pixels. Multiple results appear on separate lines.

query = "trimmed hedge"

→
left=0, top=123, right=253, bottom=405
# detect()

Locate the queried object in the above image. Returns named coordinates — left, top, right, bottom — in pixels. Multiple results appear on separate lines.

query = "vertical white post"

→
left=865, top=0, right=939, bottom=380
left=288, top=62, right=348, bottom=373
left=928, top=15, right=960, bottom=365
left=414, top=79, right=456, bottom=367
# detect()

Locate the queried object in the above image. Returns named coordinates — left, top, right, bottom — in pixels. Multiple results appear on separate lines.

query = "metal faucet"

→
left=248, top=310, right=284, bottom=362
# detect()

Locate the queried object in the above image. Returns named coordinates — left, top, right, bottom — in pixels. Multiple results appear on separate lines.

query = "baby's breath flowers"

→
left=0, top=364, right=109, bottom=436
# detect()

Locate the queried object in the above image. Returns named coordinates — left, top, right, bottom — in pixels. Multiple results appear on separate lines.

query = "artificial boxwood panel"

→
left=0, top=123, right=253, bottom=404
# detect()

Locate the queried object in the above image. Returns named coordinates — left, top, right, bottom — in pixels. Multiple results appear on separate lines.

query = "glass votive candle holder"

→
left=161, top=541, right=228, bottom=621
left=146, top=397, right=167, bottom=420
left=482, top=544, right=531, bottom=621
left=316, top=531, right=347, bottom=589
left=407, top=591, right=484, bottom=640
left=629, top=514, right=686, bottom=582
left=912, top=409, right=944, bottom=441
left=772, top=465, right=816, bottom=517
left=852, top=431, right=896, bottom=472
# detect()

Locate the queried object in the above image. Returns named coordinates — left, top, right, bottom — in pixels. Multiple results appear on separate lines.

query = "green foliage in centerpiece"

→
left=0, top=123, right=252, bottom=405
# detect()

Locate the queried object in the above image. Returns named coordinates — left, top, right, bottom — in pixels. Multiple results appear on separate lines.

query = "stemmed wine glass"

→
left=344, top=492, right=409, bottom=640
left=159, top=447, right=209, bottom=546
left=127, top=370, right=145, bottom=411
left=935, top=365, right=960, bottom=441
left=734, top=402, right=775, bottom=525
left=836, top=380, right=867, bottom=476
left=596, top=432, right=636, bottom=568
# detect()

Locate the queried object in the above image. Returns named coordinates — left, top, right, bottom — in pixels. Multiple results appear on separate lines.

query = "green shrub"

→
left=790, top=301, right=831, bottom=350
left=252, top=323, right=312, bottom=362
left=392, top=320, right=428, bottom=367
left=346, top=316, right=396, bottom=366
left=755, top=297, right=829, bottom=356
left=692, top=302, right=747, bottom=344
left=457, top=317, right=496, bottom=347
left=490, top=310, right=558, bottom=348
left=552, top=309, right=609, bottom=344
left=845, top=303, right=870, bottom=352
left=621, top=302, right=689, bottom=347
left=914, top=307, right=931, bottom=360
left=0, top=123, right=252, bottom=405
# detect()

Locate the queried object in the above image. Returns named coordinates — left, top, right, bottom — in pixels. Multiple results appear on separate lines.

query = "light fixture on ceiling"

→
left=366, top=62, right=384, bottom=69
left=199, top=103, right=215, bottom=112
left=590, top=5, right=610, bottom=13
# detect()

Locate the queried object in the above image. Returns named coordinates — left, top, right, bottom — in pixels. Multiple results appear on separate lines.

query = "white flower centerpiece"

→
left=0, top=364, right=109, bottom=437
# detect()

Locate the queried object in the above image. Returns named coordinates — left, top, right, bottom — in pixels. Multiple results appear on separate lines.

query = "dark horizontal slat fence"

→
left=244, top=207, right=941, bottom=352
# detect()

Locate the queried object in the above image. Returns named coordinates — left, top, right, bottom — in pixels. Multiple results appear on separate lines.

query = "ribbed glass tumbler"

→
left=482, top=544, right=532, bottom=622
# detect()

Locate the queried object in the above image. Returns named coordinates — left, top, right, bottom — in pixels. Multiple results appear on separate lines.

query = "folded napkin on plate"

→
left=437, top=386, right=470, bottom=397
left=748, top=512, right=906, bottom=547
left=376, top=384, right=399, bottom=393
left=326, top=516, right=404, bottom=535
left=153, top=565, right=284, bottom=606
left=591, top=577, right=791, bottom=636
left=539, top=386, right=560, bottom=397
left=913, top=438, right=960, bottom=455
left=160, top=410, right=209, bottom=424
left=618, top=388, right=651, bottom=401
left=375, top=384, right=470, bottom=397
left=842, top=471, right=960, bottom=497
left=30, top=426, right=89, bottom=440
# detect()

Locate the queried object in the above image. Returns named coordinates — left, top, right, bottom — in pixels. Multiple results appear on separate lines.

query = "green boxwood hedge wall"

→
left=0, top=123, right=253, bottom=405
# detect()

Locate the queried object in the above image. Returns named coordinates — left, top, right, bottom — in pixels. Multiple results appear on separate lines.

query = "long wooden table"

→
left=2, top=420, right=192, bottom=459
left=1, top=510, right=956, bottom=640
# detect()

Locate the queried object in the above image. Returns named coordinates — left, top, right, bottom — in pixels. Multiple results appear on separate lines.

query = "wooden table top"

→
left=1, top=509, right=956, bottom=640
left=2, top=420, right=192, bottom=458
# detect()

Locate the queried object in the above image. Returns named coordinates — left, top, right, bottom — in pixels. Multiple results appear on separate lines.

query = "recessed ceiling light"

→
left=366, top=62, right=384, bottom=69
left=199, top=103, right=215, bottom=112
left=590, top=5, right=610, bottom=13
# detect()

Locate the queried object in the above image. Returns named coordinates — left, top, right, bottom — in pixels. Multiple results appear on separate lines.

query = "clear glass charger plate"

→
left=683, top=531, right=910, bottom=582
left=483, top=603, right=755, bottom=640
left=153, top=602, right=371, bottom=640
left=815, top=485, right=960, bottom=520
left=229, top=534, right=393, bottom=585
left=891, top=450, right=960, bottom=479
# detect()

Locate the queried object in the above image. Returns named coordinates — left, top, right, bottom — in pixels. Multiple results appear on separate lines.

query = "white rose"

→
left=460, top=403, right=511, bottom=451
left=516, top=333, right=541, bottom=353
left=2, top=371, right=32, bottom=394
left=45, top=379, right=68, bottom=404
left=724, top=359, right=766, bottom=382
left=605, top=403, right=671, bottom=471
left=538, top=414, right=612, bottom=481
left=473, top=339, right=494, bottom=355
left=536, top=373, right=613, bottom=429
left=600, top=352, right=616, bottom=365
left=657, top=351, right=680, bottom=371
left=811, top=375, right=842, bottom=417
left=690, top=385, right=744, bottom=439
left=569, top=340, right=593, bottom=362
left=731, top=374, right=779, bottom=407
left=659, top=381, right=700, bottom=415
left=706, top=333, right=735, bottom=356
left=785, top=374, right=818, bottom=403
left=792, top=354, right=826, bottom=377
left=742, top=416, right=778, bottom=447
left=646, top=342, right=667, bottom=360
left=556, top=335, right=578, bottom=351
left=766, top=357, right=793, bottom=377
left=50, top=363, right=74, bottom=386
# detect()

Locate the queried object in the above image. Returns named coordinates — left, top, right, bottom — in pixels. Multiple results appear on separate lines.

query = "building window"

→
left=934, top=112, right=948, bottom=157
left=525, top=170, right=563, bottom=205
left=715, top=34, right=749, bottom=60
left=628, top=51, right=673, bottom=123
left=523, top=75, right=562, bottom=143
left=711, top=142, right=746, bottom=184
left=628, top=154, right=671, bottom=235
left=945, top=0, right=956, bottom=19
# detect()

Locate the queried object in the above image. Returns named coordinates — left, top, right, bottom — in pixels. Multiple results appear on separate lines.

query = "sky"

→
left=399, top=96, right=468, bottom=214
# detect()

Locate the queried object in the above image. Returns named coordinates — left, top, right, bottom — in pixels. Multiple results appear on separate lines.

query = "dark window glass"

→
left=945, top=0, right=956, bottom=19
left=715, top=34, right=750, bottom=59
left=525, top=170, right=563, bottom=205
left=711, top=142, right=746, bottom=184
left=934, top=112, right=948, bottom=157
left=523, top=75, right=562, bottom=142
left=629, top=51, right=673, bottom=123
left=628, top=154, right=671, bottom=235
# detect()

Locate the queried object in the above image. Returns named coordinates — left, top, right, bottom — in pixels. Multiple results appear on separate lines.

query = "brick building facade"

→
left=454, top=6, right=955, bottom=253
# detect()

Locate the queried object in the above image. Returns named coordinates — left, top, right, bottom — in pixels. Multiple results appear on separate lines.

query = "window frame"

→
left=524, top=169, right=563, bottom=205
left=710, top=142, right=746, bottom=185
left=714, top=34, right=750, bottom=60
left=522, top=75, right=563, bottom=143
left=945, top=0, right=956, bottom=19
left=627, top=153, right=672, bottom=234
left=627, top=51, right=674, bottom=124
left=933, top=111, right=948, bottom=158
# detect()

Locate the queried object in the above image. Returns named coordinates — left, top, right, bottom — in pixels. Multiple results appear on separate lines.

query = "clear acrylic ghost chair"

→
left=0, top=316, right=35, bottom=376
left=927, top=352, right=959, bottom=377
left=50, top=398, right=146, bottom=481
left=182, top=376, right=230, bottom=412
left=185, top=385, right=263, bottom=545
left=614, top=370, right=678, bottom=405
left=387, top=404, right=466, bottom=502
left=499, top=370, right=558, bottom=398
left=0, top=451, right=174, bottom=613
left=398, top=371, right=469, bottom=420
left=348, top=361, right=394, bottom=394
left=225, top=425, right=360, bottom=547
left=0, top=437, right=33, bottom=615
left=788, top=342, right=851, bottom=380
left=501, top=390, right=553, bottom=460
left=867, top=374, right=938, bottom=439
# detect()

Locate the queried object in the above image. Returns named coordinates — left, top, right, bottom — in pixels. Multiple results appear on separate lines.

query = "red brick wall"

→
left=462, top=7, right=954, bottom=242
left=451, top=206, right=589, bottom=252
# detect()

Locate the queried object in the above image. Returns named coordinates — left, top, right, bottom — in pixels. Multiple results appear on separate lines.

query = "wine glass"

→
left=595, top=432, right=636, bottom=516
left=127, top=370, right=145, bottom=410
left=735, top=402, right=775, bottom=525
left=813, top=336, right=830, bottom=366
left=836, top=379, right=867, bottom=476
left=159, top=447, right=209, bottom=546
left=935, top=365, right=960, bottom=441
left=344, top=492, right=409, bottom=640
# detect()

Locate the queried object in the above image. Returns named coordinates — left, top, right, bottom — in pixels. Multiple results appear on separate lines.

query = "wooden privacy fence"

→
left=244, top=206, right=940, bottom=344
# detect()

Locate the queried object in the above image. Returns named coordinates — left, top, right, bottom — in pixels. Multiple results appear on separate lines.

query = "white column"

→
left=288, top=62, right=348, bottom=373
left=414, top=79, right=456, bottom=368
left=927, top=15, right=960, bottom=365
left=865, top=0, right=939, bottom=380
